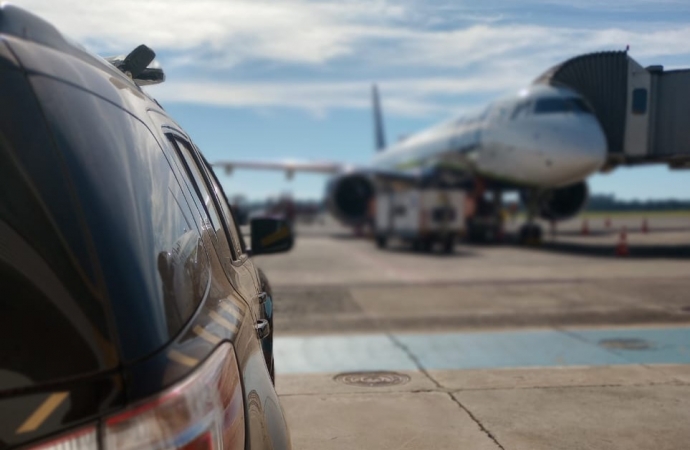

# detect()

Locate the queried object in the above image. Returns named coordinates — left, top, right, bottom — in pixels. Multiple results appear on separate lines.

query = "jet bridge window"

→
left=632, top=88, right=648, bottom=115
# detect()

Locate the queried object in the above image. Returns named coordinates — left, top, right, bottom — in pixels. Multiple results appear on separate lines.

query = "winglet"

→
left=372, top=84, right=387, bottom=152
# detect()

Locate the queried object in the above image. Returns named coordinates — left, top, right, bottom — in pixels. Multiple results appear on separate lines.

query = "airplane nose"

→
left=550, top=118, right=607, bottom=186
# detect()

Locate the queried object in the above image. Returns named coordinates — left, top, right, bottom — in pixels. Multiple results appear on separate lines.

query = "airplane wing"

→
left=212, top=159, right=436, bottom=185
left=212, top=160, right=345, bottom=179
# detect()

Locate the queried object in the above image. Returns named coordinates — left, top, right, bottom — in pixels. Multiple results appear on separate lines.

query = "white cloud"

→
left=149, top=73, right=524, bottom=117
left=13, top=0, right=405, bottom=64
left=11, top=0, right=690, bottom=116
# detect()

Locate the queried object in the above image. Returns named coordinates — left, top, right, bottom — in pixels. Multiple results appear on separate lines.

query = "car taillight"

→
left=104, top=343, right=244, bottom=450
left=30, top=426, right=98, bottom=450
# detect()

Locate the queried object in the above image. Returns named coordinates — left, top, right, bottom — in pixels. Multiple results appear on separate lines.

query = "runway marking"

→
left=274, top=326, right=690, bottom=374
left=209, top=310, right=240, bottom=334
left=193, top=325, right=221, bottom=345
left=16, top=392, right=69, bottom=434
left=168, top=350, right=199, bottom=368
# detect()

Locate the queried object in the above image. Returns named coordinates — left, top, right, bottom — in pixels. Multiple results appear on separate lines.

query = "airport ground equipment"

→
left=374, top=188, right=466, bottom=252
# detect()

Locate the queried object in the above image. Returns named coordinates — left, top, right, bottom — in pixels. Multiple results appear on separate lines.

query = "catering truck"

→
left=374, top=188, right=467, bottom=252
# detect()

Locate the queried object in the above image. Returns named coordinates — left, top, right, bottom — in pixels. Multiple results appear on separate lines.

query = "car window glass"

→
left=148, top=155, right=207, bottom=336
left=170, top=136, right=238, bottom=261
left=31, top=76, right=210, bottom=360
left=0, top=130, right=112, bottom=386
left=201, top=158, right=246, bottom=256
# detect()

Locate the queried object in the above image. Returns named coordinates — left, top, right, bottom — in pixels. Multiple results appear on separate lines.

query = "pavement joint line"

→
left=447, top=380, right=689, bottom=393
left=276, top=377, right=690, bottom=398
left=642, top=364, right=690, bottom=384
left=386, top=332, right=508, bottom=450
left=449, top=392, right=507, bottom=450
left=386, top=332, right=443, bottom=389
left=277, top=389, right=444, bottom=398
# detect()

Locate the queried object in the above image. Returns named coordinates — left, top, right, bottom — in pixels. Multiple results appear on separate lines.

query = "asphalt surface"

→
left=255, top=214, right=690, bottom=450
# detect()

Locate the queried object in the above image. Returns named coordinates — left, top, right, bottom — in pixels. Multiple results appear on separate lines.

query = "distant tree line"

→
left=585, top=194, right=690, bottom=212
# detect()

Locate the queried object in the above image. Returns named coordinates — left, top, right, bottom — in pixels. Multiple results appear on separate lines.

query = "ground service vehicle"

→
left=375, top=187, right=466, bottom=252
left=0, top=5, right=293, bottom=449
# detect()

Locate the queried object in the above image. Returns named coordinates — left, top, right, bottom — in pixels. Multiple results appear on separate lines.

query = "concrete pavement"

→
left=256, top=215, right=690, bottom=449
left=279, top=365, right=690, bottom=450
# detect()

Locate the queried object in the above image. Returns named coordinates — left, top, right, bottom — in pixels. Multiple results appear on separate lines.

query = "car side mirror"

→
left=250, top=217, right=294, bottom=255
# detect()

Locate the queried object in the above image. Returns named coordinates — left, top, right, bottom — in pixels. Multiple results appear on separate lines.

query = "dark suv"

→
left=0, top=5, right=292, bottom=449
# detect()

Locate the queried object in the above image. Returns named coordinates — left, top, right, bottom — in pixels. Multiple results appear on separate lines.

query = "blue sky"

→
left=17, top=0, right=690, bottom=200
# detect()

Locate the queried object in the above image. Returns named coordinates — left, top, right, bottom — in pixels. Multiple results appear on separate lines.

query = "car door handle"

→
left=255, top=319, right=271, bottom=340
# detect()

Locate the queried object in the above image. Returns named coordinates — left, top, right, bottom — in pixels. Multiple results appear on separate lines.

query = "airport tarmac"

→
left=255, top=215, right=690, bottom=450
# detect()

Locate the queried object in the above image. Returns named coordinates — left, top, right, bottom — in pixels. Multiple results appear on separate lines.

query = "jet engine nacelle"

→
left=326, top=173, right=375, bottom=227
left=522, top=181, right=589, bottom=221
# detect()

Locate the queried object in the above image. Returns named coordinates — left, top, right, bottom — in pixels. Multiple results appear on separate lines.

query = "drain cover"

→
left=598, top=338, right=654, bottom=350
left=334, top=371, right=411, bottom=387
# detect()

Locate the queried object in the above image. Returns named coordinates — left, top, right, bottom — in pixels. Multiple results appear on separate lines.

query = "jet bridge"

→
left=534, top=51, right=690, bottom=170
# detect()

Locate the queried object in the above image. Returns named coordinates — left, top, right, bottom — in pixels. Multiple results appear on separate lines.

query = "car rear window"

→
left=0, top=70, right=117, bottom=391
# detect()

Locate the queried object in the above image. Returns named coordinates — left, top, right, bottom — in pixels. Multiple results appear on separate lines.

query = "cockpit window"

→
left=534, top=98, right=569, bottom=114
left=534, top=97, right=593, bottom=115
left=568, top=98, right=594, bottom=114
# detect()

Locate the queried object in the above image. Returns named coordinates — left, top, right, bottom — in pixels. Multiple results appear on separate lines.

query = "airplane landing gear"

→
left=466, top=185, right=503, bottom=244
left=375, top=235, right=388, bottom=248
left=519, top=223, right=542, bottom=245
left=520, top=189, right=543, bottom=245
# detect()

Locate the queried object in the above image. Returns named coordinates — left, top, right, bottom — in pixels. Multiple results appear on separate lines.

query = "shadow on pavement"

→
left=555, top=226, right=690, bottom=237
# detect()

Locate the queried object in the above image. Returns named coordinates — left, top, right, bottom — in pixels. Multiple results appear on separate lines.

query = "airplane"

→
left=214, top=82, right=607, bottom=244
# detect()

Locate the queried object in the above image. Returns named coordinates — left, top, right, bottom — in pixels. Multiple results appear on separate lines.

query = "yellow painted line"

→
left=168, top=350, right=199, bottom=368
left=193, top=325, right=221, bottom=345
left=16, top=392, right=69, bottom=434
left=209, top=310, right=239, bottom=334
left=219, top=301, right=244, bottom=322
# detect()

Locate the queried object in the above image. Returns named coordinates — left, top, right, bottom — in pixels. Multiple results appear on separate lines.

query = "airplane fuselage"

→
left=371, top=84, right=607, bottom=189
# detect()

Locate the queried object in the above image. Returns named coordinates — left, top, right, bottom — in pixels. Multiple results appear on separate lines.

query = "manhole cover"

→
left=598, top=338, right=654, bottom=350
left=334, top=371, right=411, bottom=387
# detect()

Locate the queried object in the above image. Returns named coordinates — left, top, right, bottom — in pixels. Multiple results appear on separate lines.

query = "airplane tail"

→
left=372, top=84, right=387, bottom=152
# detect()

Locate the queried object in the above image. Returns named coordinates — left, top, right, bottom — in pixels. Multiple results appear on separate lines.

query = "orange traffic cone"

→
left=615, top=227, right=629, bottom=257
left=641, top=218, right=649, bottom=234
left=581, top=219, right=589, bottom=236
